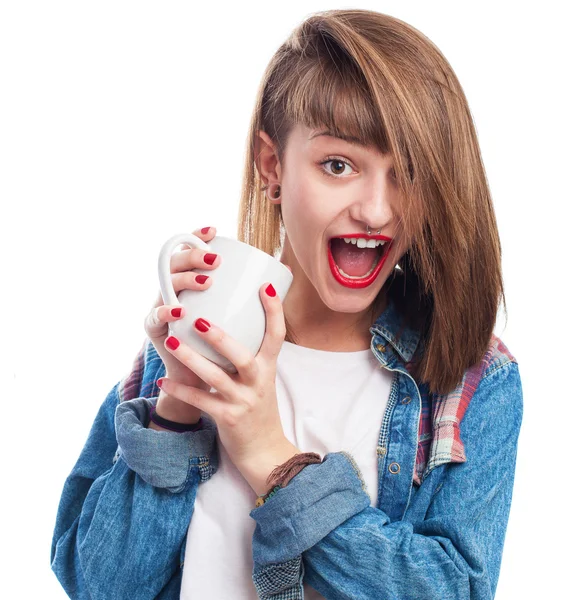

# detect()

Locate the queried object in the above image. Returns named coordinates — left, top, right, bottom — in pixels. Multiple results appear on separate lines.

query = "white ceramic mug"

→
left=158, top=233, right=293, bottom=374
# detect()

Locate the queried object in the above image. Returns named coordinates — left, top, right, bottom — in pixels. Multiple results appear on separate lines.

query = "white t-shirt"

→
left=180, top=340, right=393, bottom=599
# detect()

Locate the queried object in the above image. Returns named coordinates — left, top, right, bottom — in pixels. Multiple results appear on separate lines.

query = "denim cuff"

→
left=250, top=452, right=371, bottom=565
left=115, top=397, right=218, bottom=492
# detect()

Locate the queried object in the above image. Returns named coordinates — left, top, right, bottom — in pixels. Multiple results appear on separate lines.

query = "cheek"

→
left=283, top=174, right=339, bottom=230
left=390, top=239, right=410, bottom=268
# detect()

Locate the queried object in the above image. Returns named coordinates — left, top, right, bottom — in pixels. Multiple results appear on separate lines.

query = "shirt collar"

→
left=369, top=296, right=422, bottom=364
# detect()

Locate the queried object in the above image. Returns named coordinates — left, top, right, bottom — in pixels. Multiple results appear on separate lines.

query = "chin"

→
left=321, top=280, right=385, bottom=313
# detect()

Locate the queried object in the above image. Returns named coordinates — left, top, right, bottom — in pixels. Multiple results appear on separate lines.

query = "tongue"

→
left=330, top=238, right=377, bottom=276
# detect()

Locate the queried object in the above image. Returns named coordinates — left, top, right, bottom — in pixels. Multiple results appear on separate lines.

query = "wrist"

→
left=154, top=390, right=202, bottom=424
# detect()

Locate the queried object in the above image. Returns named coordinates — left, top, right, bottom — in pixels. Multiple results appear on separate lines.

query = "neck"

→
left=280, top=242, right=388, bottom=351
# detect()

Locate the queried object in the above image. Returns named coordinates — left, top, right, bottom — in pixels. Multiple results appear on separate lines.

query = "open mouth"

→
left=327, top=236, right=392, bottom=288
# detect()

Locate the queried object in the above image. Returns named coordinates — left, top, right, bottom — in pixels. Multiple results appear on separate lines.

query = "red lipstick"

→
left=327, top=234, right=393, bottom=289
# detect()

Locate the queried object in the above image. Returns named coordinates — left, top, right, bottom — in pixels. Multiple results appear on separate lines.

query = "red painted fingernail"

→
left=156, top=378, right=163, bottom=388
left=204, top=253, right=217, bottom=265
left=201, top=227, right=211, bottom=234
left=165, top=336, right=180, bottom=350
left=171, top=308, right=182, bottom=317
left=195, top=318, right=211, bottom=332
left=195, top=274, right=209, bottom=284
left=265, top=283, right=276, bottom=297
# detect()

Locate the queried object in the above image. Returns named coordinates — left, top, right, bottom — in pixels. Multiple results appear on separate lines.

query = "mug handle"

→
left=158, top=232, right=213, bottom=307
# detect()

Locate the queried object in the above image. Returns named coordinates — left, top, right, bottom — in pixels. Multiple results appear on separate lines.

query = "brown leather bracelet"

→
left=255, top=452, right=322, bottom=507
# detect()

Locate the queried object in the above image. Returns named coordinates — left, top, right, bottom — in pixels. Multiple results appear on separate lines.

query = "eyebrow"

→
left=309, top=129, right=370, bottom=148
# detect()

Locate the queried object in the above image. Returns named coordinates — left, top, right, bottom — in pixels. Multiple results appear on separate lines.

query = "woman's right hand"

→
left=144, top=226, right=220, bottom=427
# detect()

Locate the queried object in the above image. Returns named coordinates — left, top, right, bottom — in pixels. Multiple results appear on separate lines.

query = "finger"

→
left=192, top=225, right=217, bottom=241
left=256, top=282, right=286, bottom=360
left=145, top=305, right=185, bottom=334
left=169, top=248, right=221, bottom=276
left=191, top=317, right=258, bottom=382
left=178, top=225, right=216, bottom=251
left=163, top=334, right=238, bottom=398
left=157, top=378, right=224, bottom=420
left=169, top=269, right=215, bottom=293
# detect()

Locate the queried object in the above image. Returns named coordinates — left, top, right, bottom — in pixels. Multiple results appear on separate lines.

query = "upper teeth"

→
left=342, top=237, right=387, bottom=248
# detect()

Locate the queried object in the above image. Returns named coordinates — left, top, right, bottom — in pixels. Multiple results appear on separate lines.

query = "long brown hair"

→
left=237, top=9, right=507, bottom=396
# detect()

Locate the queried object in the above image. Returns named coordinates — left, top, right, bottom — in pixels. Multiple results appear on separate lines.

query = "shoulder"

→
left=430, top=334, right=521, bottom=434
left=477, top=334, right=522, bottom=412
left=480, top=333, right=517, bottom=380
left=117, top=338, right=165, bottom=403
left=456, top=333, right=518, bottom=402
left=433, top=333, right=518, bottom=404
left=459, top=334, right=522, bottom=429
left=458, top=336, right=523, bottom=461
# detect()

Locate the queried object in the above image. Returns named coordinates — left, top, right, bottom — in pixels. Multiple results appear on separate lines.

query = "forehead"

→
left=289, top=123, right=386, bottom=154
left=309, top=129, right=369, bottom=147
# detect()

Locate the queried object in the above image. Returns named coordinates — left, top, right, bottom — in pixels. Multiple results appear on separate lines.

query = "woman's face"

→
left=267, top=123, right=408, bottom=315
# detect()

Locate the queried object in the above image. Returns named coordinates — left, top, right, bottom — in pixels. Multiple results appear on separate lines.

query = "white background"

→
left=2, top=1, right=559, bottom=598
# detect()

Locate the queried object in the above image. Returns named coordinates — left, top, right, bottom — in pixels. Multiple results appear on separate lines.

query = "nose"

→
left=352, top=176, right=395, bottom=233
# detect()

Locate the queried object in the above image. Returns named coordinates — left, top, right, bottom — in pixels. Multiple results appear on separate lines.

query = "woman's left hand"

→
left=157, top=281, right=291, bottom=475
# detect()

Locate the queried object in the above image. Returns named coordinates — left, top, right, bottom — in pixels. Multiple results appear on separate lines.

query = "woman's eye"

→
left=320, top=158, right=354, bottom=178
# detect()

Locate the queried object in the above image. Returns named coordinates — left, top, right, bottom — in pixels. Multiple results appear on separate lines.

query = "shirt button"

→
left=388, top=462, right=401, bottom=474
left=401, top=396, right=411, bottom=404
left=376, top=343, right=386, bottom=352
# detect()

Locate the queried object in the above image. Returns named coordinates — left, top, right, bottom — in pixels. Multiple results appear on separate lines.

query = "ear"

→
left=254, top=130, right=282, bottom=192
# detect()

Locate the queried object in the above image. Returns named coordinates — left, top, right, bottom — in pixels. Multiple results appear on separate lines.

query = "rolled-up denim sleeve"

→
left=115, top=395, right=218, bottom=492
left=250, top=361, right=523, bottom=600
left=50, top=382, right=218, bottom=600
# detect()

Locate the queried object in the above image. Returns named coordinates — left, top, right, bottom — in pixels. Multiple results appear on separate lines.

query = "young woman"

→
left=51, top=9, right=523, bottom=600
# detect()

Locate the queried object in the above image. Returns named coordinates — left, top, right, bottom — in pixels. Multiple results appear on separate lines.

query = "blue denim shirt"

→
left=51, top=298, right=523, bottom=599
